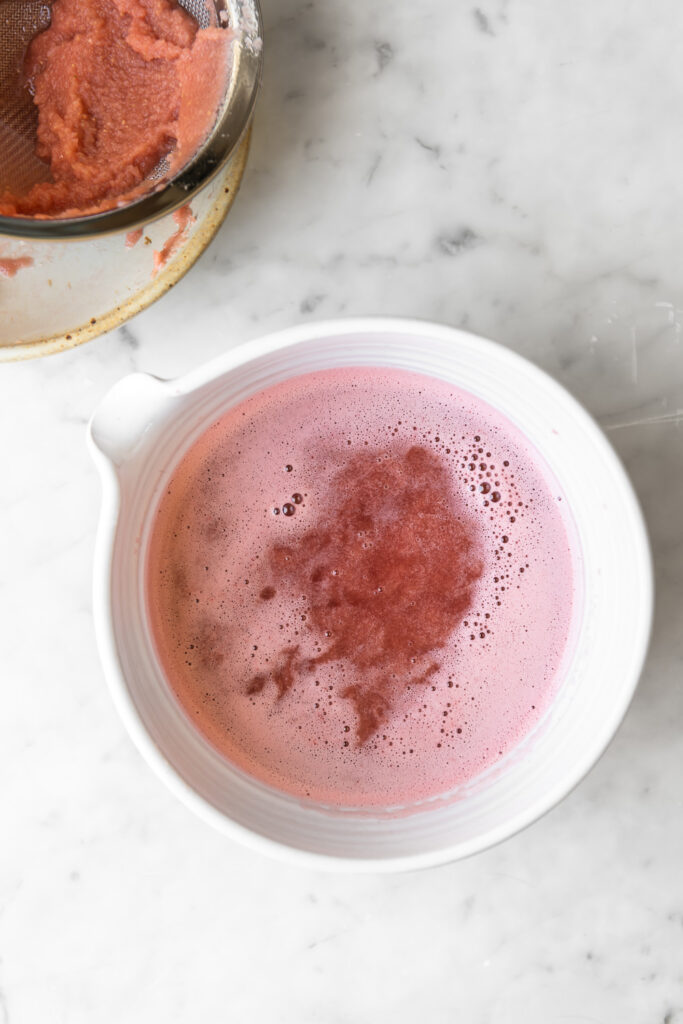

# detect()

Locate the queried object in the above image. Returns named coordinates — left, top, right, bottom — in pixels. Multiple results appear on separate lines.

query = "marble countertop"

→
left=2, top=0, right=683, bottom=1020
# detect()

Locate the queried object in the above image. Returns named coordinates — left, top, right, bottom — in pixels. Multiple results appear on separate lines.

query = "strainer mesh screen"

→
left=0, top=0, right=52, bottom=194
left=0, top=0, right=221, bottom=206
left=180, top=0, right=211, bottom=29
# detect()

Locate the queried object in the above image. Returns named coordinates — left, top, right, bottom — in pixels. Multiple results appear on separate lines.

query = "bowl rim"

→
left=89, top=316, right=654, bottom=872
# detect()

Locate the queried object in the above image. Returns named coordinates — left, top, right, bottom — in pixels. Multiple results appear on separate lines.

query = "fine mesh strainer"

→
left=0, top=0, right=262, bottom=240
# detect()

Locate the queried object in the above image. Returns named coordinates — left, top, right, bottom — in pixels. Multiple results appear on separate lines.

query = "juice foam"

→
left=146, top=367, right=577, bottom=807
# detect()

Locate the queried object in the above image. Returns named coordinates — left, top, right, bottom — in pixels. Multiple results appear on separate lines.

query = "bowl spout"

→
left=89, top=372, right=174, bottom=467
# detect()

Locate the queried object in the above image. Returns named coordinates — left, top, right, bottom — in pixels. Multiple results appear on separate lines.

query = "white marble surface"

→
left=2, top=0, right=683, bottom=1020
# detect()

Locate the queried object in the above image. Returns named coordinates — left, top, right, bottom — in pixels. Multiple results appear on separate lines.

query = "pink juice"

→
left=145, top=367, right=577, bottom=807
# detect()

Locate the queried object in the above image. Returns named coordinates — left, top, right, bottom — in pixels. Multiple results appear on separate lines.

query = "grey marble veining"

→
left=1, top=0, right=683, bottom=1021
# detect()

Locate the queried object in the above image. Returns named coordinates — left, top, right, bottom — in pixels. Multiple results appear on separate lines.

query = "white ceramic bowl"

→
left=89, top=318, right=653, bottom=871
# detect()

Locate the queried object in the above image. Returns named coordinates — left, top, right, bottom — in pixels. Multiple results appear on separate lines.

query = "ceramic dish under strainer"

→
left=0, top=130, right=251, bottom=359
left=89, top=318, right=653, bottom=871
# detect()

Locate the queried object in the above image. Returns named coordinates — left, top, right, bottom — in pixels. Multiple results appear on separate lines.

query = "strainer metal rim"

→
left=0, top=0, right=262, bottom=241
